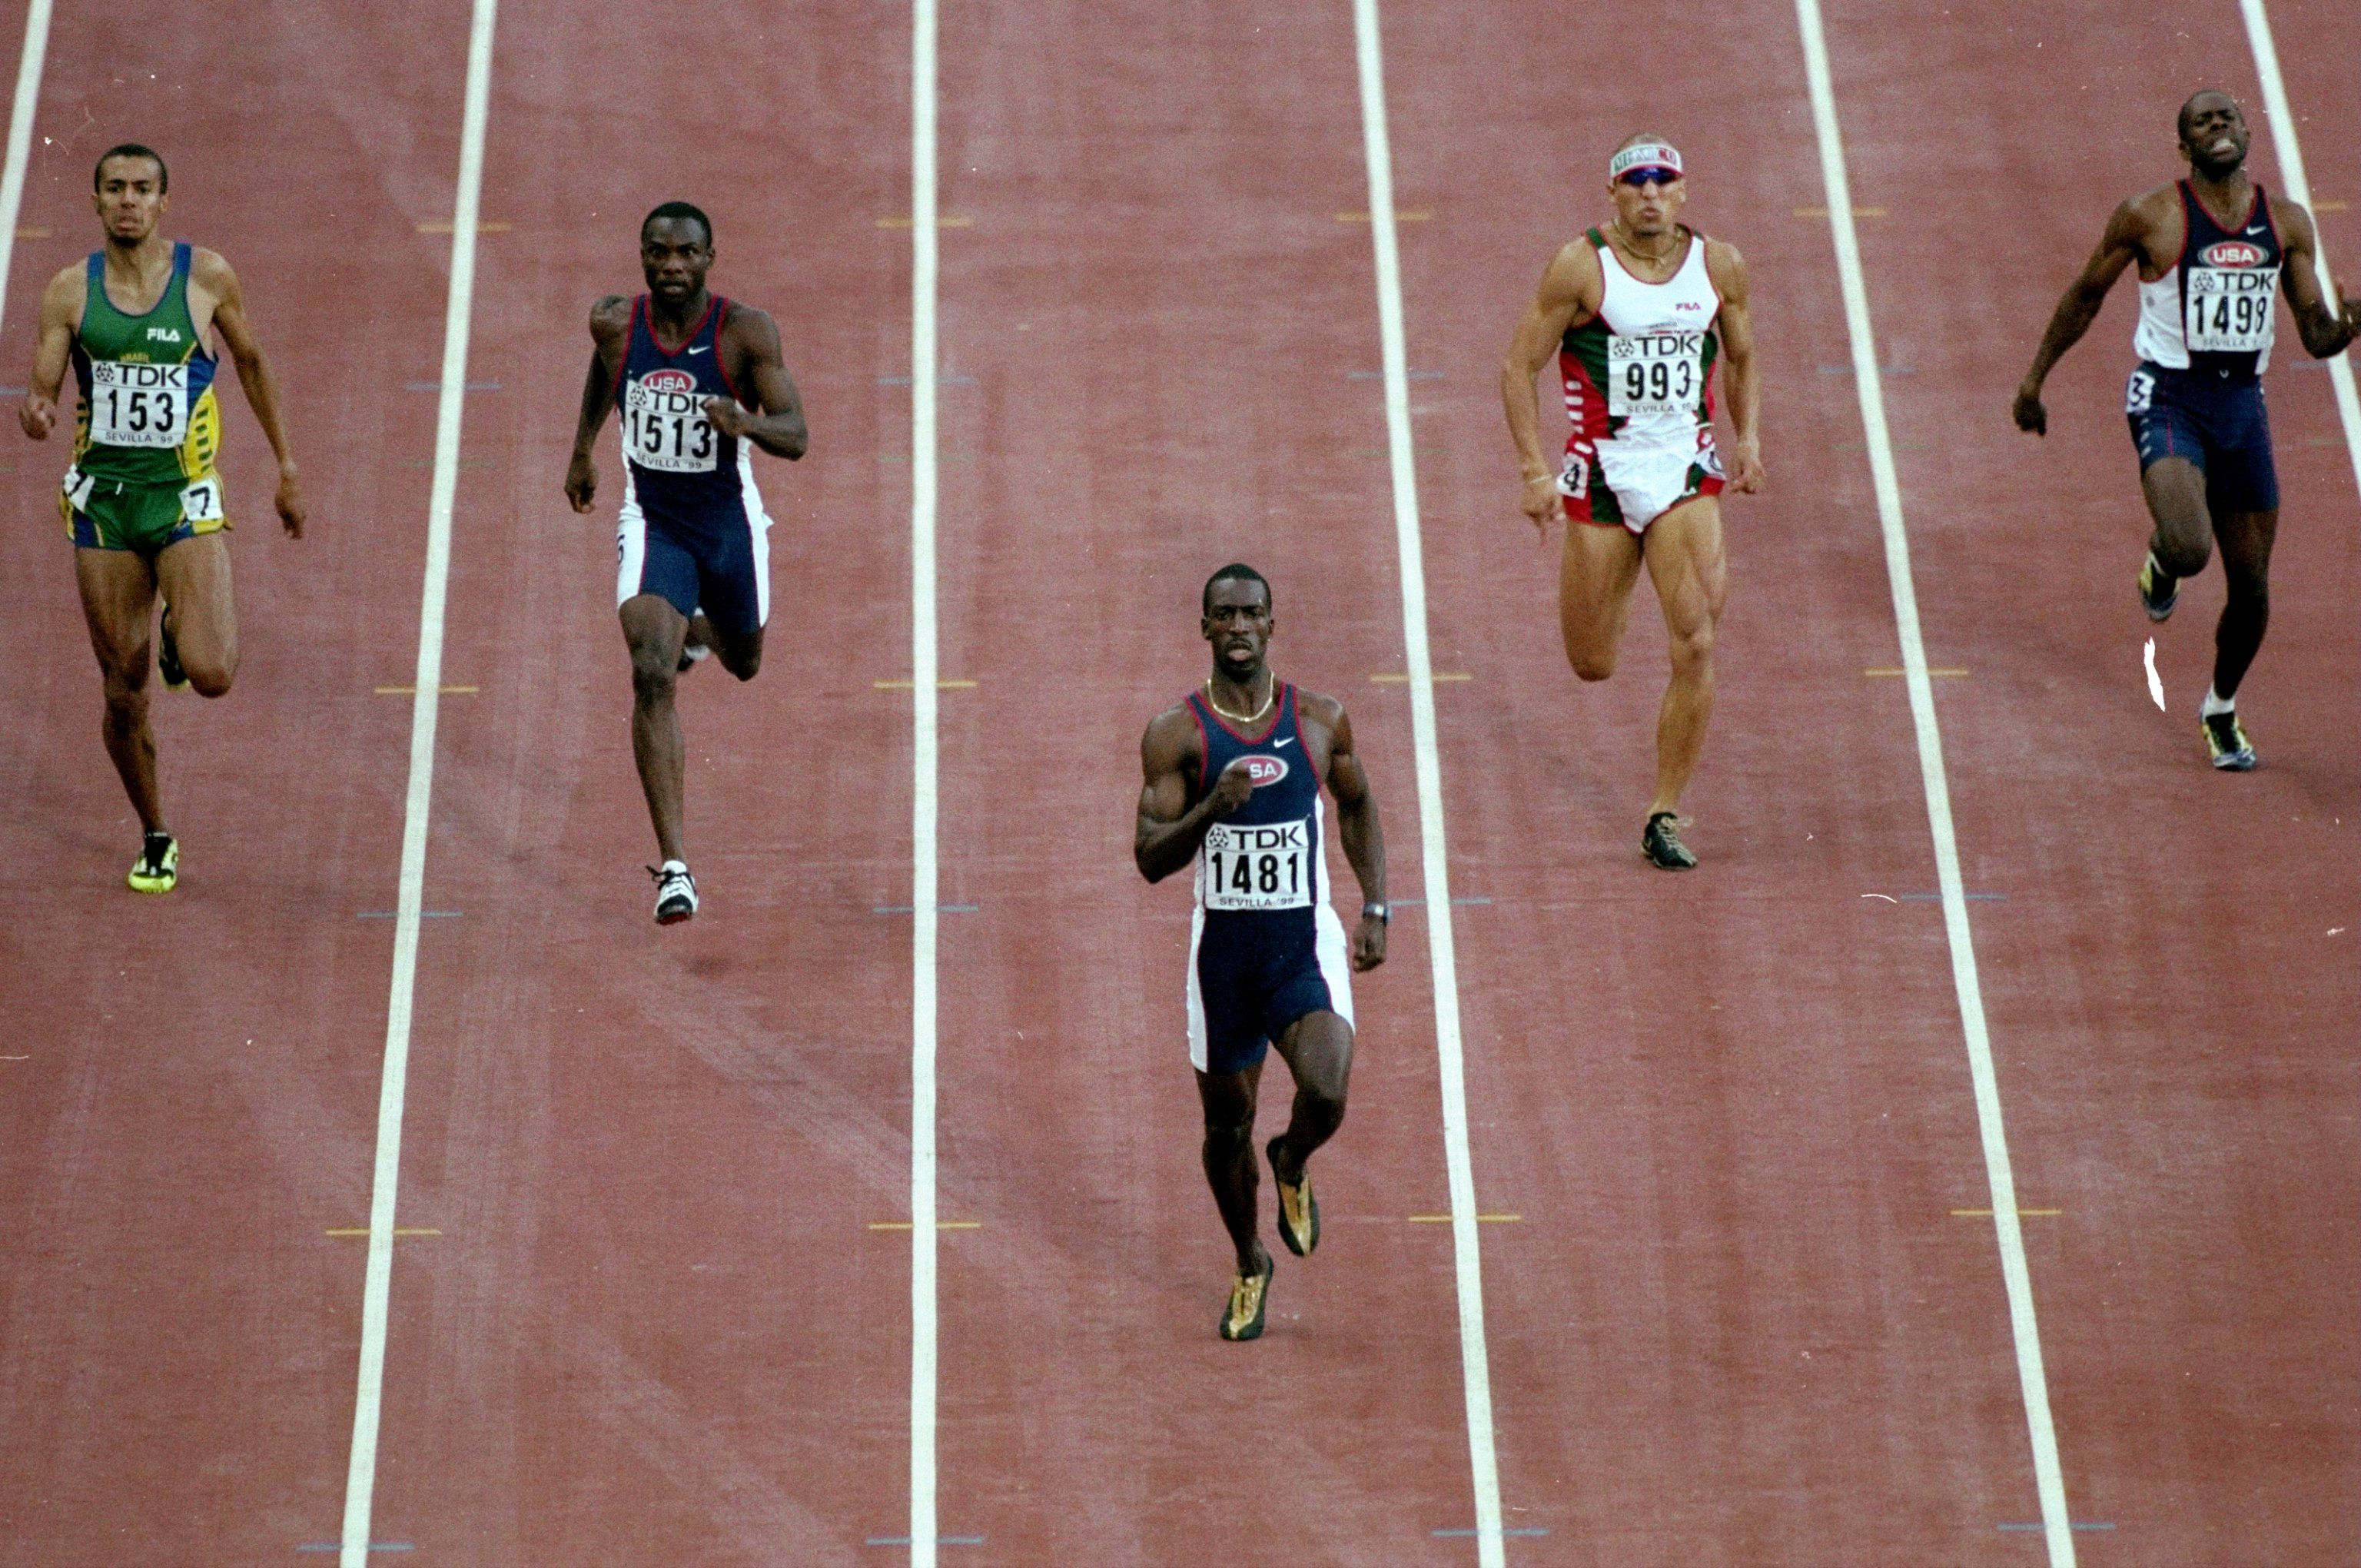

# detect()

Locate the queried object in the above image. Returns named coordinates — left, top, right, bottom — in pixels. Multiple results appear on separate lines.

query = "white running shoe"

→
left=649, top=861, right=698, bottom=925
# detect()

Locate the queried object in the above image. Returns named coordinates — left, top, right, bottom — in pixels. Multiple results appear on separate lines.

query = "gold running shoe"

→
left=1218, top=1252, right=1273, bottom=1342
left=1267, top=1136, right=1320, bottom=1257
left=127, top=831, right=178, bottom=894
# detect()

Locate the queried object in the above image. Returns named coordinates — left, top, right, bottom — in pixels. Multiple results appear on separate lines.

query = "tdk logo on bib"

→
left=1207, top=820, right=1304, bottom=854
left=1242, top=755, right=1288, bottom=787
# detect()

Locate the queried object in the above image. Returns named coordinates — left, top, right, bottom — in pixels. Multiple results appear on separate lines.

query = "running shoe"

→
left=1642, top=811, right=1697, bottom=870
left=676, top=643, right=710, bottom=675
left=157, top=617, right=189, bottom=692
left=2137, top=550, right=2180, bottom=623
left=2201, top=710, right=2256, bottom=771
left=649, top=860, right=698, bottom=924
left=1217, top=1251, right=1274, bottom=1342
left=128, top=830, right=178, bottom=894
left=1268, top=1136, right=1320, bottom=1257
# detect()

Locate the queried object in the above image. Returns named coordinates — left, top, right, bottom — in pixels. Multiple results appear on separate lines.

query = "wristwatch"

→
left=1362, top=902, right=1389, bottom=924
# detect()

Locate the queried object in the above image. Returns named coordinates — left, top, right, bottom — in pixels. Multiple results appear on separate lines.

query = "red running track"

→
left=1, top=0, right=2353, bottom=1561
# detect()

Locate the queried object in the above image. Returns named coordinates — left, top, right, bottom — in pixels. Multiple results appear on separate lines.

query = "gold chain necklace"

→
left=1203, top=676, right=1277, bottom=726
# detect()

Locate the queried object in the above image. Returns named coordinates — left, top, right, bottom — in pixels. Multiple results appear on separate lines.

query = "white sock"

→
left=2200, top=686, right=2235, bottom=718
left=661, top=859, right=689, bottom=875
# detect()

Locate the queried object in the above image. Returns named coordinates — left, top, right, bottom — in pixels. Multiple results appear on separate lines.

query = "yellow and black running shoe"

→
left=128, top=831, right=178, bottom=894
left=2201, top=710, right=2256, bottom=771
left=1218, top=1252, right=1273, bottom=1342
left=156, top=617, right=190, bottom=692
left=1268, top=1137, right=1320, bottom=1257
left=2138, top=550, right=2180, bottom=623
left=1642, top=811, right=1697, bottom=869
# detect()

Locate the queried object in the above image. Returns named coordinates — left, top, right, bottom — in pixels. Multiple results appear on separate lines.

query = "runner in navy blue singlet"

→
left=566, top=202, right=809, bottom=922
left=1137, top=565, right=1390, bottom=1340
left=2017, top=91, right=2358, bottom=770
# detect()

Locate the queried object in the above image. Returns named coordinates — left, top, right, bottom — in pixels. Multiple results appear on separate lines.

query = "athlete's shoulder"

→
left=719, top=299, right=785, bottom=356
left=1702, top=234, right=1748, bottom=291
left=2263, top=190, right=2317, bottom=249
left=187, top=245, right=234, bottom=284
left=1291, top=685, right=1347, bottom=734
left=1141, top=699, right=1206, bottom=773
left=2117, top=181, right=2183, bottom=230
left=589, top=294, right=634, bottom=341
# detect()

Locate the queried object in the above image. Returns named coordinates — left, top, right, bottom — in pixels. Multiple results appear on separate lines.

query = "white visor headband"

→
left=1609, top=143, right=1684, bottom=182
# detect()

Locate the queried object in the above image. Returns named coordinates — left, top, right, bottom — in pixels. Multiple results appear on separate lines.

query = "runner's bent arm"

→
left=706, top=307, right=809, bottom=460
left=2015, top=198, right=2149, bottom=434
left=16, top=265, right=81, bottom=440
left=1705, top=240, right=1763, bottom=493
left=196, top=250, right=305, bottom=537
left=1135, top=709, right=1254, bottom=883
left=2273, top=198, right=2361, bottom=359
left=1501, top=241, right=1601, bottom=530
left=565, top=296, right=632, bottom=513
left=1310, top=696, right=1387, bottom=972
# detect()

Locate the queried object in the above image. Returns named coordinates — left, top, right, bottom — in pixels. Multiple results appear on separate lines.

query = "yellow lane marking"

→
left=876, top=215, right=975, bottom=228
left=867, top=1220, right=982, bottom=1231
left=15, top=225, right=51, bottom=238
left=874, top=678, right=978, bottom=689
left=1337, top=209, right=1432, bottom=222
left=2313, top=199, right=2349, bottom=213
left=326, top=1227, right=443, bottom=1237
left=1371, top=672, right=1473, bottom=683
left=1950, top=1208, right=2062, bottom=1218
left=375, top=685, right=480, bottom=694
left=416, top=220, right=511, bottom=234
left=1407, top=1213, right=1521, bottom=1224
left=1794, top=204, right=1886, bottom=218
left=1865, top=667, right=1967, bottom=677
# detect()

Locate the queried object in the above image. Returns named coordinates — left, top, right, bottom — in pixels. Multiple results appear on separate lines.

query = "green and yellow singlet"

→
left=62, top=241, right=227, bottom=550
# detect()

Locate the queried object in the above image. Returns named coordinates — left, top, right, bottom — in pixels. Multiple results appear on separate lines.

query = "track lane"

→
left=1380, top=0, right=2094, bottom=1558
left=347, top=2, right=917, bottom=1560
left=924, top=0, right=1492, bottom=1558
left=0, top=8, right=470, bottom=1561
left=1820, top=0, right=2359, bottom=1558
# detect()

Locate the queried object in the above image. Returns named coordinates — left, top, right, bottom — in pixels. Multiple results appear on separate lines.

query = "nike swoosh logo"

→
left=686, top=345, right=710, bottom=355
left=2244, top=226, right=2266, bottom=236
left=1273, top=736, right=1294, bottom=749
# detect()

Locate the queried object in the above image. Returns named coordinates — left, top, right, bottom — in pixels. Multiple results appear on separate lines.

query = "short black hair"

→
left=642, top=201, right=712, bottom=247
left=94, top=143, right=168, bottom=194
left=2177, top=89, right=2238, bottom=141
left=1202, top=563, right=1272, bottom=616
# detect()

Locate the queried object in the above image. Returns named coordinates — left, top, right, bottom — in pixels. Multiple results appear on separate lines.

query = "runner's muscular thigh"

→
left=1558, top=522, right=1645, bottom=670
left=1642, top=495, right=1727, bottom=643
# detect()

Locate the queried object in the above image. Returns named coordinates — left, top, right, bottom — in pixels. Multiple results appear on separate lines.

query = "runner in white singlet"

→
left=1502, top=135, right=1764, bottom=868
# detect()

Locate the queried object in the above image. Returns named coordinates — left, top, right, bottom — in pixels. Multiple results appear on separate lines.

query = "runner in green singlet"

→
left=18, top=145, right=304, bottom=892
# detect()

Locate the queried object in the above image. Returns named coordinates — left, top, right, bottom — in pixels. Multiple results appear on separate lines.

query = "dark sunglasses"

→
left=1617, top=167, right=1679, bottom=188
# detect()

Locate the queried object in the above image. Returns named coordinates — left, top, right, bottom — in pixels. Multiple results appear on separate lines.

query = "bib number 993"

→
left=1608, top=333, right=1703, bottom=418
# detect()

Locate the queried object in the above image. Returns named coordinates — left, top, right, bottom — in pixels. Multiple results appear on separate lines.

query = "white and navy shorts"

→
left=1185, top=905, right=1355, bottom=1075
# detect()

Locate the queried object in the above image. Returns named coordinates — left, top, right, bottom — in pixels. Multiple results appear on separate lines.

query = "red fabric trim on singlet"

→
left=1184, top=695, right=1213, bottom=802
left=646, top=293, right=721, bottom=357
left=1197, top=680, right=1287, bottom=745
left=711, top=297, right=745, bottom=406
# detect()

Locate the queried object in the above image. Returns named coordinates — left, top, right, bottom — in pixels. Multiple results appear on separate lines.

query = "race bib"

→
left=1556, top=448, right=1590, bottom=500
left=179, top=477, right=223, bottom=524
left=1608, top=333, right=1705, bottom=418
left=61, top=465, right=95, bottom=511
left=623, top=376, right=719, bottom=473
left=1202, top=818, right=1315, bottom=912
left=2185, top=266, right=2276, bottom=352
left=88, top=360, right=188, bottom=447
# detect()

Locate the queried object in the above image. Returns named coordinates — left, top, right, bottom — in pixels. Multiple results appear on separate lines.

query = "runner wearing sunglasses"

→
left=1502, top=135, right=1763, bottom=869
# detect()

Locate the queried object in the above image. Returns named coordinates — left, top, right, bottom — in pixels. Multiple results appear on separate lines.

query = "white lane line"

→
left=337, top=2, right=498, bottom=1564
left=1790, top=2, right=2075, bottom=1564
left=1348, top=2, right=1504, bottom=1562
left=2237, top=0, right=2361, bottom=502
left=906, top=0, right=941, bottom=1556
left=0, top=0, right=55, bottom=335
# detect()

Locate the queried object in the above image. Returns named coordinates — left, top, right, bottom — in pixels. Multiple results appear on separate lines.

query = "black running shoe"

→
left=2137, top=550, right=2180, bottom=623
left=2201, top=710, right=2256, bottom=771
left=157, top=618, right=190, bottom=691
left=649, top=861, right=699, bottom=924
left=1642, top=811, right=1697, bottom=869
